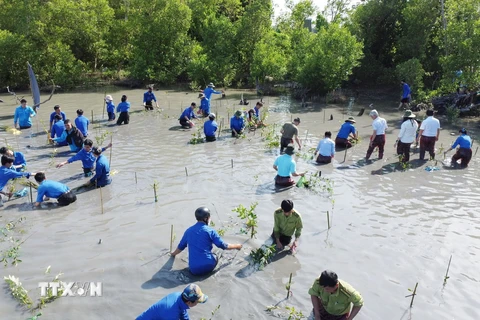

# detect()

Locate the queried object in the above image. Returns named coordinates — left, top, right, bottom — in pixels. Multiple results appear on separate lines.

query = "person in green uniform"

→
left=271, top=200, right=303, bottom=253
left=309, top=270, right=363, bottom=320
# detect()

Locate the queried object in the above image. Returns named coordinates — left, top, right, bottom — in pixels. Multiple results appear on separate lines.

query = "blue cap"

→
left=182, top=284, right=208, bottom=303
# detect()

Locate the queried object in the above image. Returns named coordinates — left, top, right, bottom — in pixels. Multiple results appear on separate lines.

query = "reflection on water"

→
left=0, top=89, right=479, bottom=319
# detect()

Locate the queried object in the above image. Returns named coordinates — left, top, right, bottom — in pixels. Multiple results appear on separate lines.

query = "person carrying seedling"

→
left=171, top=207, right=242, bottom=275
left=273, top=145, right=305, bottom=186
left=309, top=270, right=363, bottom=320
left=272, top=200, right=302, bottom=254
left=136, top=284, right=208, bottom=320
left=179, top=103, right=197, bottom=128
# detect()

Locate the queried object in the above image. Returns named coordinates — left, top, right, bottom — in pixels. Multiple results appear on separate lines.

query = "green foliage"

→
left=445, top=106, right=460, bottom=125
left=189, top=126, right=205, bottom=144
left=262, top=124, right=280, bottom=149
left=4, top=275, right=33, bottom=309
left=395, top=58, right=425, bottom=95
left=249, top=244, right=276, bottom=269
left=199, top=304, right=221, bottom=320
left=251, top=31, right=289, bottom=82
left=35, top=273, right=64, bottom=310
left=285, top=306, right=306, bottom=320
left=1, top=217, right=26, bottom=267
left=232, top=202, right=258, bottom=238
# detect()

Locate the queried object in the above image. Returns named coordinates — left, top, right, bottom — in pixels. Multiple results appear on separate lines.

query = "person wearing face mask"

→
left=171, top=207, right=243, bottom=275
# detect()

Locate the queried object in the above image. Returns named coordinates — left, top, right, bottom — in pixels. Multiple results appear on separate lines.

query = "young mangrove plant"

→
left=232, top=202, right=258, bottom=239
left=249, top=244, right=276, bottom=270
left=4, top=275, right=34, bottom=309
left=34, top=272, right=64, bottom=310
left=200, top=304, right=221, bottom=320
left=189, top=126, right=204, bottom=144
left=262, top=124, right=280, bottom=149
left=94, top=130, right=112, bottom=146
left=285, top=306, right=306, bottom=320
left=152, top=180, right=159, bottom=202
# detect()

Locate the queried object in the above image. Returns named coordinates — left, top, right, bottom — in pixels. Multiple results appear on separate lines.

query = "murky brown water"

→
left=0, top=88, right=479, bottom=320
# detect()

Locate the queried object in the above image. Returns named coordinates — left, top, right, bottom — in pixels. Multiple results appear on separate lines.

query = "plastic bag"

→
left=296, top=176, right=306, bottom=188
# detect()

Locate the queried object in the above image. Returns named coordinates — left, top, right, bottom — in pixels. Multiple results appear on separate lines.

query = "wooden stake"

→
left=170, top=225, right=174, bottom=253
left=323, top=109, right=326, bottom=123
left=444, top=255, right=452, bottom=284
left=286, top=273, right=293, bottom=299
left=217, top=122, right=222, bottom=138
left=135, top=172, right=137, bottom=184
left=100, top=187, right=104, bottom=214
left=91, top=110, right=94, bottom=123
left=409, top=283, right=418, bottom=308
left=185, top=167, right=188, bottom=176
left=475, top=146, right=478, bottom=156
left=153, top=183, right=158, bottom=202
left=231, top=159, right=233, bottom=168
left=29, top=184, right=33, bottom=203
left=102, top=91, right=106, bottom=119
left=327, top=211, right=331, bottom=229
left=109, top=135, right=113, bottom=167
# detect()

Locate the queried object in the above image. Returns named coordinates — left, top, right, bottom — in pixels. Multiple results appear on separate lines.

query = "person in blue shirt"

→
left=335, top=117, right=358, bottom=149
left=315, top=131, right=335, bottom=164
left=57, top=139, right=112, bottom=177
left=14, top=99, right=36, bottom=129
left=143, top=86, right=158, bottom=111
left=203, top=113, right=218, bottom=142
left=50, top=115, right=67, bottom=146
left=198, top=94, right=210, bottom=117
left=179, top=103, right=197, bottom=128
left=33, top=172, right=76, bottom=207
left=273, top=146, right=305, bottom=186
left=116, top=95, right=131, bottom=125
left=0, top=148, right=27, bottom=172
left=171, top=207, right=242, bottom=275
left=85, top=147, right=111, bottom=187
left=0, top=156, right=34, bottom=205
left=444, top=128, right=473, bottom=167
left=49, top=105, right=66, bottom=131
left=105, top=95, right=116, bottom=121
left=136, top=284, right=208, bottom=320
left=399, top=80, right=411, bottom=110
left=75, top=109, right=89, bottom=137
left=230, top=110, right=245, bottom=137
left=202, top=83, right=223, bottom=108
left=49, top=119, right=85, bottom=152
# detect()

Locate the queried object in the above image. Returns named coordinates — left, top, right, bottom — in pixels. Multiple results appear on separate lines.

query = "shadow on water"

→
left=58, top=173, right=85, bottom=184
left=255, top=181, right=295, bottom=195
left=168, top=126, right=190, bottom=131
left=336, top=158, right=380, bottom=170
left=371, top=159, right=427, bottom=175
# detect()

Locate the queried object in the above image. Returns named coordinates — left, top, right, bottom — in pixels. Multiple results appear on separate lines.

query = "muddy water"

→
left=0, top=88, right=479, bottom=320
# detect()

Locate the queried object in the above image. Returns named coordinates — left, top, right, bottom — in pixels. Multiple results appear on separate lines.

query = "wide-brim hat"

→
left=105, top=95, right=113, bottom=102
left=345, top=116, right=356, bottom=123
left=403, top=110, right=416, bottom=118
left=235, top=110, right=243, bottom=117
left=208, top=82, right=215, bottom=88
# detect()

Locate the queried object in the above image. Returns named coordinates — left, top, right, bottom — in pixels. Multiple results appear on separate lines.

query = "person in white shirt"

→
left=394, top=110, right=418, bottom=163
left=315, top=131, right=335, bottom=164
left=416, top=109, right=440, bottom=160
left=366, top=109, right=388, bottom=160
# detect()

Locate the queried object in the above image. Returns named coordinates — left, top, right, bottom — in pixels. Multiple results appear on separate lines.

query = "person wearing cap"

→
left=49, top=105, right=66, bottom=131
left=75, top=109, right=89, bottom=137
left=365, top=109, right=388, bottom=161
left=34, top=172, right=76, bottom=207
left=198, top=93, right=210, bottom=117
left=254, top=101, right=264, bottom=123
left=136, top=283, right=208, bottom=320
left=309, top=270, right=363, bottom=320
left=49, top=119, right=85, bottom=152
left=105, top=95, right=116, bottom=121
left=50, top=114, right=67, bottom=146
left=14, top=99, right=36, bottom=130
left=315, top=131, right=335, bottom=164
left=0, top=156, right=35, bottom=206
left=444, top=128, right=472, bottom=167
left=280, top=118, right=301, bottom=153
left=417, top=109, right=440, bottom=160
left=246, top=108, right=258, bottom=128
left=56, top=139, right=112, bottom=177
left=399, top=80, right=411, bottom=110
left=203, top=113, right=218, bottom=142
left=202, top=82, right=223, bottom=106
left=0, top=147, right=27, bottom=172
left=230, top=110, right=245, bottom=137
left=171, top=207, right=242, bottom=275
left=335, top=117, right=357, bottom=149
left=272, top=200, right=303, bottom=253
left=143, top=86, right=158, bottom=111
left=395, top=110, right=418, bottom=163
left=84, top=147, right=111, bottom=187
left=179, top=103, right=197, bottom=128
left=116, top=95, right=131, bottom=125
left=273, top=146, right=305, bottom=186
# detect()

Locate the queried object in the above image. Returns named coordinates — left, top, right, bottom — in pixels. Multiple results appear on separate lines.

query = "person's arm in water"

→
left=347, top=306, right=362, bottom=320
left=273, top=213, right=283, bottom=249
left=310, top=295, right=322, bottom=320
left=171, top=232, right=188, bottom=256
left=294, top=134, right=302, bottom=150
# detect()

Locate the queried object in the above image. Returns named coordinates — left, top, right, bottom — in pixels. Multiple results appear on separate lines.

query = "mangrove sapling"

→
left=189, top=126, right=204, bottom=144
left=34, top=272, right=64, bottom=310
left=249, top=244, right=276, bottom=270
left=232, top=202, right=258, bottom=239
left=262, top=124, right=280, bottom=149
left=200, top=304, right=221, bottom=320
left=286, top=273, right=293, bottom=299
left=4, top=275, right=34, bottom=309
left=152, top=180, right=159, bottom=202
left=405, top=282, right=419, bottom=308
left=444, top=255, right=452, bottom=285
left=26, top=312, right=42, bottom=320
left=48, top=148, right=58, bottom=167
left=94, top=130, right=112, bottom=146
left=99, top=187, right=104, bottom=214
left=285, top=306, right=306, bottom=320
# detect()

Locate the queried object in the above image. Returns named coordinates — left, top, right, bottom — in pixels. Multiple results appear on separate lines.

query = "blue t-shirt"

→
left=136, top=292, right=189, bottom=320
left=52, top=129, right=82, bottom=152
left=68, top=148, right=96, bottom=169
left=180, top=107, right=196, bottom=121
left=203, top=87, right=221, bottom=101
left=336, top=122, right=356, bottom=139
left=13, top=151, right=26, bottom=171
left=106, top=101, right=115, bottom=113
left=254, top=106, right=261, bottom=118
left=143, top=91, right=157, bottom=103
left=316, top=138, right=335, bottom=157
left=14, top=106, right=36, bottom=127
left=230, top=116, right=245, bottom=131
left=90, top=155, right=111, bottom=187
left=116, top=102, right=130, bottom=113
left=51, top=120, right=66, bottom=142
left=274, top=154, right=296, bottom=177
left=178, top=222, right=228, bottom=275
left=200, top=98, right=209, bottom=114
left=50, top=111, right=66, bottom=124
left=451, top=134, right=472, bottom=149
left=75, top=115, right=89, bottom=137
left=0, top=166, right=30, bottom=190
left=204, top=120, right=218, bottom=137
left=36, top=180, right=69, bottom=203
left=402, top=83, right=411, bottom=99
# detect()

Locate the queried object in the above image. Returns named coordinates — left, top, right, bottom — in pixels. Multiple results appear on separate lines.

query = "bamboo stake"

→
left=444, top=255, right=452, bottom=284
left=217, top=122, right=222, bottom=138
left=100, top=187, right=104, bottom=214
left=102, top=91, right=106, bottom=119
left=29, top=184, right=33, bottom=203
left=409, top=283, right=418, bottom=308
left=135, top=172, right=137, bottom=184
left=109, top=135, right=113, bottom=167
left=185, top=167, right=188, bottom=176
left=170, top=225, right=174, bottom=253
left=286, top=273, right=293, bottom=299
left=327, top=211, right=331, bottom=229
left=231, top=159, right=234, bottom=168
left=91, top=110, right=94, bottom=123
left=475, top=146, right=478, bottom=156
left=153, top=183, right=158, bottom=202
left=323, top=109, right=326, bottom=123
